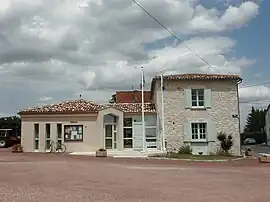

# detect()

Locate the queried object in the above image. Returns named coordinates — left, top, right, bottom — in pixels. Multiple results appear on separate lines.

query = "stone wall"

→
left=154, top=79, right=241, bottom=156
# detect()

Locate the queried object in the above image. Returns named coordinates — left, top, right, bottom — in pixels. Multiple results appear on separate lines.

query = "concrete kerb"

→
left=147, top=157, right=246, bottom=162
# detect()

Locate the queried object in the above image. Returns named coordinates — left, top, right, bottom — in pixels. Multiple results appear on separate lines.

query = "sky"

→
left=0, top=0, right=269, bottom=131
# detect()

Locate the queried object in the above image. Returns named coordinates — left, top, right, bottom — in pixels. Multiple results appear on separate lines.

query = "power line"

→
left=240, top=99, right=270, bottom=104
left=132, top=0, right=216, bottom=70
left=239, top=81, right=270, bottom=89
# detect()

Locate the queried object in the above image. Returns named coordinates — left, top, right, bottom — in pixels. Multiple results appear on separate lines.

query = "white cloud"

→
left=39, top=96, right=52, bottom=102
left=0, top=0, right=261, bottom=116
left=239, top=85, right=270, bottom=103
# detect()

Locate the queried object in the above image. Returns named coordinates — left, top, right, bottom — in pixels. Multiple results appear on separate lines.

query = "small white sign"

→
left=71, top=131, right=77, bottom=136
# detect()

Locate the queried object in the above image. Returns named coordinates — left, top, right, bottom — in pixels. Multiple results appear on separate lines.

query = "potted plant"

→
left=12, top=144, right=18, bottom=153
left=12, top=144, right=23, bottom=153
left=96, top=148, right=107, bottom=157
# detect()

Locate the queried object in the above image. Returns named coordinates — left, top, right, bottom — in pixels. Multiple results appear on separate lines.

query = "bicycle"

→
left=47, top=140, right=67, bottom=153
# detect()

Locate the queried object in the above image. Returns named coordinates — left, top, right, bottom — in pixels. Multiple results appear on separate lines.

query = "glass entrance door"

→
left=105, top=124, right=117, bottom=150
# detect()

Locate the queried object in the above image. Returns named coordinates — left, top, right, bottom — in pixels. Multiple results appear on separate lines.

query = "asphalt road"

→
left=242, top=144, right=270, bottom=157
left=0, top=152, right=270, bottom=202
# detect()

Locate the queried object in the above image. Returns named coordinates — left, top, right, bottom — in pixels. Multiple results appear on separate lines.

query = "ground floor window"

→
left=145, top=127, right=157, bottom=148
left=64, top=125, right=83, bottom=142
left=45, top=123, right=51, bottom=150
left=145, top=115, right=157, bottom=149
left=123, top=118, right=133, bottom=148
left=34, top=123, right=39, bottom=150
left=123, top=127, right=133, bottom=148
left=191, top=123, right=207, bottom=140
left=57, top=123, right=62, bottom=145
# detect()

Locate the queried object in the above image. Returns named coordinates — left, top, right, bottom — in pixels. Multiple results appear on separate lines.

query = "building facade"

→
left=19, top=100, right=157, bottom=153
left=151, top=74, right=242, bottom=156
left=19, top=73, right=242, bottom=155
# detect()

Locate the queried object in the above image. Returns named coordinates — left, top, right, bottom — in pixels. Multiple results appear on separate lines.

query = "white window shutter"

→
left=184, top=89, right=192, bottom=108
left=207, top=120, right=216, bottom=142
left=204, top=89, right=212, bottom=108
left=184, top=122, right=191, bottom=142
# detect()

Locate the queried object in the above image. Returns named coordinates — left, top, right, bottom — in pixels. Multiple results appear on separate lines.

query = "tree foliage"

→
left=244, top=106, right=266, bottom=132
left=109, top=94, right=116, bottom=104
left=0, top=116, right=21, bottom=136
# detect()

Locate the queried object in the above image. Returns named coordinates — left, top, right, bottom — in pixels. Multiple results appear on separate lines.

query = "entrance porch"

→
left=97, top=107, right=160, bottom=153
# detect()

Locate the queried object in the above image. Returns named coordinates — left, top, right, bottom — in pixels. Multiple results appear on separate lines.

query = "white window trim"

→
left=191, top=122, right=207, bottom=142
left=34, top=123, right=39, bottom=151
left=45, top=123, right=51, bottom=152
left=104, top=123, right=116, bottom=150
left=57, top=123, right=63, bottom=143
left=145, top=126, right=157, bottom=148
left=191, top=89, right=205, bottom=108
left=123, top=118, right=133, bottom=149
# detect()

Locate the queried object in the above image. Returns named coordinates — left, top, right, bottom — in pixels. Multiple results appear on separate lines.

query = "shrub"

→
left=217, top=132, right=233, bottom=155
left=178, top=144, right=192, bottom=154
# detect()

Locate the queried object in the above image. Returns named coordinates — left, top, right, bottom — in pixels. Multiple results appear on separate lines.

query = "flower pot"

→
left=12, top=144, right=23, bottom=153
left=96, top=150, right=107, bottom=157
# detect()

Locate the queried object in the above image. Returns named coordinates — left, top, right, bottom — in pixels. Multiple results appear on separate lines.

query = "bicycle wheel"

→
left=49, top=144, right=54, bottom=153
left=57, top=144, right=66, bottom=153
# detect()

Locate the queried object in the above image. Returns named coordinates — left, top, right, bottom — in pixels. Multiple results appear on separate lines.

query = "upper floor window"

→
left=191, top=89, right=204, bottom=107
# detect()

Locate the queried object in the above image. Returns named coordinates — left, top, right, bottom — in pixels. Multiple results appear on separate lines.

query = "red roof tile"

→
left=18, top=99, right=103, bottom=114
left=19, top=99, right=156, bottom=115
left=108, top=103, right=155, bottom=113
left=155, top=73, right=242, bottom=81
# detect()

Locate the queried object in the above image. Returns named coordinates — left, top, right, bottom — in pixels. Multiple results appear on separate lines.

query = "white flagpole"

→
left=141, top=67, right=146, bottom=152
left=161, top=71, right=166, bottom=151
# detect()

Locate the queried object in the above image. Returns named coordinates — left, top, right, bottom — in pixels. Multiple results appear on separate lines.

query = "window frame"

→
left=145, top=115, right=157, bottom=149
left=123, top=117, right=133, bottom=149
left=64, top=125, right=84, bottom=142
left=191, top=122, right=207, bottom=142
left=57, top=123, right=63, bottom=145
left=34, top=123, right=39, bottom=150
left=191, top=89, right=204, bottom=108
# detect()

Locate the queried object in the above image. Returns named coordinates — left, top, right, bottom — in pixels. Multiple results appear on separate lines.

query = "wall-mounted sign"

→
left=70, top=121, right=78, bottom=123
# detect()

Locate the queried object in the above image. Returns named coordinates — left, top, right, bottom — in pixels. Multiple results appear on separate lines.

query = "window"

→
left=191, top=89, right=204, bottom=107
left=45, top=124, right=51, bottom=150
left=191, top=123, right=207, bottom=140
left=123, top=118, right=133, bottom=148
left=0, top=130, right=7, bottom=137
left=34, top=124, right=39, bottom=150
left=57, top=123, right=62, bottom=144
left=64, top=125, right=83, bottom=142
left=145, top=115, right=157, bottom=148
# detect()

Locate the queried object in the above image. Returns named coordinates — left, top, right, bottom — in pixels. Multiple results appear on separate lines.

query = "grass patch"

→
left=166, top=152, right=239, bottom=160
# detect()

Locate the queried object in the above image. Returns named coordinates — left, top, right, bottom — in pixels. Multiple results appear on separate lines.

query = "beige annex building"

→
left=19, top=100, right=157, bottom=153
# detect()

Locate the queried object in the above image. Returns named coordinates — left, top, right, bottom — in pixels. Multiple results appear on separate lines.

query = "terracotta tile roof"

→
left=155, top=73, right=242, bottom=81
left=107, top=103, right=156, bottom=113
left=19, top=99, right=156, bottom=115
left=18, top=99, right=103, bottom=114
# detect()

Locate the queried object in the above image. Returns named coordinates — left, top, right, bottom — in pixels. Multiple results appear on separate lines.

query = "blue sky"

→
left=145, top=0, right=269, bottom=88
left=229, top=0, right=270, bottom=85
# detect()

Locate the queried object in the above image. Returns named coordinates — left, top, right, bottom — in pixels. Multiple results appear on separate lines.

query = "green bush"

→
left=178, top=144, right=192, bottom=154
left=217, top=131, right=233, bottom=155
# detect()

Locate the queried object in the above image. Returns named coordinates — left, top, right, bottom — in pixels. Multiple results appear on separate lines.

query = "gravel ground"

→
left=0, top=151, right=270, bottom=202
